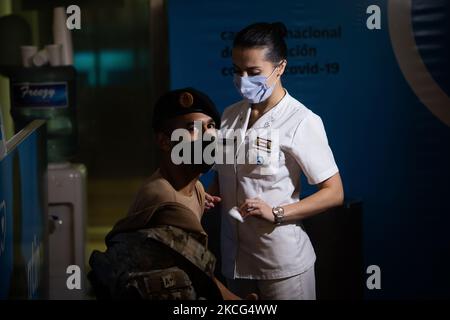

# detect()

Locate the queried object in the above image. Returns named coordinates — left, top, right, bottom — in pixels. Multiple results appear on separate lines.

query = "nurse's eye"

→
left=248, top=71, right=261, bottom=76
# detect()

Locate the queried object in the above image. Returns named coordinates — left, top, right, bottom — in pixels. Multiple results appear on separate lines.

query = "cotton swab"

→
left=228, top=206, right=244, bottom=223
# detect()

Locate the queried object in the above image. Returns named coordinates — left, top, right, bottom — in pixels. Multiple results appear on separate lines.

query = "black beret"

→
left=152, top=87, right=221, bottom=131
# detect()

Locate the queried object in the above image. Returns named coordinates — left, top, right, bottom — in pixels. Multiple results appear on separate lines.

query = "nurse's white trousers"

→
left=226, top=266, right=316, bottom=300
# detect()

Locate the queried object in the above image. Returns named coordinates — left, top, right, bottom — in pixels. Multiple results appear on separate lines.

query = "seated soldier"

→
left=88, top=88, right=249, bottom=300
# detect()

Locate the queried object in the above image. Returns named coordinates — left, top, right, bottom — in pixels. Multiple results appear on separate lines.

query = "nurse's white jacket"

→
left=215, top=90, right=339, bottom=280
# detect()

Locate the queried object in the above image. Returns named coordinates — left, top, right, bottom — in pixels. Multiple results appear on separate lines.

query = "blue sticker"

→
left=256, top=155, right=264, bottom=165
left=12, top=82, right=68, bottom=109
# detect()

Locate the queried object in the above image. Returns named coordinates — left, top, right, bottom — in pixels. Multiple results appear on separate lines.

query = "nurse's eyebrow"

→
left=232, top=64, right=261, bottom=71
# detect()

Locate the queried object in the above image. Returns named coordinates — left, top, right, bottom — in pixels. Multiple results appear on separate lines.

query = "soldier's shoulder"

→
left=128, top=172, right=177, bottom=214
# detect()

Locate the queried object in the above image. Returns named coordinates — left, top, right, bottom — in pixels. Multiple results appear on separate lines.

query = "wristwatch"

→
left=272, top=206, right=285, bottom=225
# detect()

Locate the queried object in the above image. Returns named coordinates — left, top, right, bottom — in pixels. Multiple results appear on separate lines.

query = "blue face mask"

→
left=233, top=64, right=280, bottom=104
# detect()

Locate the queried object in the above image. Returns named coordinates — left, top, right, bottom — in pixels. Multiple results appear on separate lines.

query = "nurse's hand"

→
left=239, top=198, right=274, bottom=223
left=205, top=192, right=221, bottom=211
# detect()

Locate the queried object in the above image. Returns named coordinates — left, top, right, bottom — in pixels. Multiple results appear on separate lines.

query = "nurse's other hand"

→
left=205, top=192, right=222, bottom=211
left=239, top=198, right=274, bottom=223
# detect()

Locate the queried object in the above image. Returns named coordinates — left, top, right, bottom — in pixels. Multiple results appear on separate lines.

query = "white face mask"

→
left=233, top=64, right=280, bottom=104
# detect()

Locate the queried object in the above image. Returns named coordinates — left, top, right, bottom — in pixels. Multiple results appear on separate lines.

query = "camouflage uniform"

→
left=88, top=203, right=223, bottom=300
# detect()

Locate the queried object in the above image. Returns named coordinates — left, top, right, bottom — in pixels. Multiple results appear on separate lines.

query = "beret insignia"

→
left=179, top=92, right=194, bottom=108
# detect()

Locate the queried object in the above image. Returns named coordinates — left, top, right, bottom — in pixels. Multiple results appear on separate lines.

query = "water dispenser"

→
left=9, top=66, right=87, bottom=299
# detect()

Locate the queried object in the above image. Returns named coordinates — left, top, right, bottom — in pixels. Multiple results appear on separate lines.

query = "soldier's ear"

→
left=156, top=131, right=171, bottom=152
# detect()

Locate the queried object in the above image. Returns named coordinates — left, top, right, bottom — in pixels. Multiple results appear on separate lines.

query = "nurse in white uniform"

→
left=206, top=22, right=344, bottom=300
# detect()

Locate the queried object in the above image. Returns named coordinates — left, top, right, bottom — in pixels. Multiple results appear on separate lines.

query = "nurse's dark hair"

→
left=233, top=22, right=288, bottom=63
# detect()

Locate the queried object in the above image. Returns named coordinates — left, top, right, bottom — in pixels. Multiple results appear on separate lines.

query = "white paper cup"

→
left=53, top=7, right=73, bottom=65
left=32, top=49, right=49, bottom=67
left=45, top=44, right=62, bottom=66
left=20, top=45, right=38, bottom=67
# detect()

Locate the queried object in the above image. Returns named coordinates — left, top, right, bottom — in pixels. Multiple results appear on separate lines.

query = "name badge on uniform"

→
left=255, top=137, right=272, bottom=153
left=247, top=130, right=280, bottom=175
